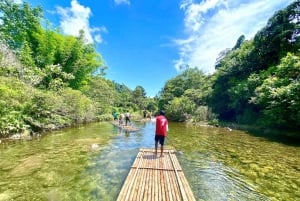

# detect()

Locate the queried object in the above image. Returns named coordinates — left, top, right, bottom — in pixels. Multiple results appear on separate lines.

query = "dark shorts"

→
left=155, top=135, right=165, bottom=145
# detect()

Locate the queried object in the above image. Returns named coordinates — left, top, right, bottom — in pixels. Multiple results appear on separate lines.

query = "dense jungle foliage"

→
left=158, top=1, right=300, bottom=134
left=0, top=1, right=299, bottom=138
left=0, top=0, right=155, bottom=138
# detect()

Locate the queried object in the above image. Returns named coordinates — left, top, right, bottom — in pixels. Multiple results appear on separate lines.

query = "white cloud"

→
left=13, top=0, right=22, bottom=4
left=94, top=35, right=103, bottom=43
left=56, top=0, right=107, bottom=44
left=114, top=0, right=130, bottom=6
left=174, top=0, right=293, bottom=74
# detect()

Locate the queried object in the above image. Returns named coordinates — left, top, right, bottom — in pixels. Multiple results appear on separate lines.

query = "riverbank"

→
left=0, top=117, right=107, bottom=141
left=0, top=114, right=146, bottom=141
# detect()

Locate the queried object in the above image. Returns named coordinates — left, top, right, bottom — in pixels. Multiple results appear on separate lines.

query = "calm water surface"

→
left=0, top=121, right=299, bottom=201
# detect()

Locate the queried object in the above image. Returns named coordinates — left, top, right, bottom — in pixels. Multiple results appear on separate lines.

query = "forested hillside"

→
left=0, top=1, right=154, bottom=138
left=159, top=1, right=300, bottom=134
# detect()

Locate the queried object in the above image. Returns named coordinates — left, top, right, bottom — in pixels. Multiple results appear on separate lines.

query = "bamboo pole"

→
left=118, top=150, right=144, bottom=201
left=169, top=150, right=189, bottom=201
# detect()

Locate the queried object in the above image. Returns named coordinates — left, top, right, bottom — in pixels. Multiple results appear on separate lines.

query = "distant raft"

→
left=111, top=121, right=140, bottom=132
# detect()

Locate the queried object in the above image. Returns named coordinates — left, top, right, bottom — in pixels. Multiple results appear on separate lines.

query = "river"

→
left=0, top=121, right=299, bottom=201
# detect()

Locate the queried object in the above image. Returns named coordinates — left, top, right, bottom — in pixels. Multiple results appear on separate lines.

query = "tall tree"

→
left=0, top=0, right=43, bottom=50
left=0, top=1, right=105, bottom=90
left=253, top=1, right=300, bottom=71
left=132, top=85, right=147, bottom=110
left=232, top=35, right=246, bottom=50
left=55, top=34, right=104, bottom=89
left=251, top=53, right=300, bottom=129
left=210, top=1, right=300, bottom=124
left=113, top=82, right=133, bottom=109
left=159, top=67, right=208, bottom=110
left=82, top=76, right=117, bottom=115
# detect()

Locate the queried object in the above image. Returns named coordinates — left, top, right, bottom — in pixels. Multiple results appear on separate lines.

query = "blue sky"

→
left=20, top=0, right=293, bottom=97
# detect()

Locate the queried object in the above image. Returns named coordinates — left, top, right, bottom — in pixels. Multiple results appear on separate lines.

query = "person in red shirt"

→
left=155, top=110, right=168, bottom=157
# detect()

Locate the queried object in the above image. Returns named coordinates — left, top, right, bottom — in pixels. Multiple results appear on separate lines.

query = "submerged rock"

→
left=91, top=143, right=99, bottom=149
left=90, top=144, right=101, bottom=151
left=0, top=192, right=12, bottom=201
left=10, top=155, right=43, bottom=177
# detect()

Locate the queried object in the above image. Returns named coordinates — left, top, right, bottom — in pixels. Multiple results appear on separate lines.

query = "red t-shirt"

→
left=155, top=115, right=168, bottom=136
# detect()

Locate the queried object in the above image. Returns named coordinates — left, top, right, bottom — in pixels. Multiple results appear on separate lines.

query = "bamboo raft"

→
left=117, top=148, right=196, bottom=201
left=111, top=121, right=140, bottom=132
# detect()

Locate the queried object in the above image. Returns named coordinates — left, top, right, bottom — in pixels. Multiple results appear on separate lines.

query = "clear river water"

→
left=0, top=121, right=299, bottom=201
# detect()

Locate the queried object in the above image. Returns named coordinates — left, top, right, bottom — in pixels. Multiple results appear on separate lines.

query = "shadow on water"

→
left=222, top=123, right=300, bottom=147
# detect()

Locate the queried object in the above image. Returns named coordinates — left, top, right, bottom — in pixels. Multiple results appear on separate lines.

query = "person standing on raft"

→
left=155, top=110, right=168, bottom=157
left=125, top=111, right=131, bottom=126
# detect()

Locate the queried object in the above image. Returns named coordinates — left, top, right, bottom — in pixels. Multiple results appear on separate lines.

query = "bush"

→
left=0, top=77, right=31, bottom=136
left=97, top=114, right=114, bottom=122
left=0, top=77, right=99, bottom=137
left=59, top=88, right=96, bottom=123
left=189, top=106, right=219, bottom=124
left=165, top=96, right=196, bottom=122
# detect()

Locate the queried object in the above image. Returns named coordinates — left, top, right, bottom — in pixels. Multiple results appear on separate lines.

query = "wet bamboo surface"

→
left=116, top=148, right=196, bottom=201
left=111, top=121, right=140, bottom=132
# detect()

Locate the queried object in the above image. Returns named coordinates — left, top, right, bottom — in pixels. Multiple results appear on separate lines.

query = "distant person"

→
left=143, top=110, right=147, bottom=118
left=125, top=111, right=131, bottom=126
left=119, top=113, right=124, bottom=126
left=112, top=111, right=118, bottom=120
left=155, top=110, right=168, bottom=157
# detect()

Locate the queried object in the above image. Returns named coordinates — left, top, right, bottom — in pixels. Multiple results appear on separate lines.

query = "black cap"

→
left=160, top=110, right=165, bottom=115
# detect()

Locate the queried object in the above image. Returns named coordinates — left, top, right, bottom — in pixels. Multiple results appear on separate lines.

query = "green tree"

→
left=251, top=53, right=300, bottom=129
left=113, top=82, right=133, bottom=109
left=159, top=68, right=207, bottom=109
left=232, top=35, right=246, bottom=50
left=132, top=85, right=147, bottom=110
left=0, top=1, right=106, bottom=90
left=0, top=0, right=43, bottom=50
left=81, top=76, right=117, bottom=115
left=54, top=34, right=104, bottom=89
left=253, top=1, right=300, bottom=71
left=145, top=98, right=158, bottom=113
left=33, top=25, right=58, bottom=68
left=165, top=96, right=196, bottom=122
left=158, top=67, right=212, bottom=121
left=215, top=48, right=231, bottom=69
left=210, top=1, right=300, bottom=125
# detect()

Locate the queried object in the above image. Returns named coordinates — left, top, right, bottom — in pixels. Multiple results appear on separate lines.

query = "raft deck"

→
left=117, top=148, right=196, bottom=201
left=111, top=121, right=140, bottom=132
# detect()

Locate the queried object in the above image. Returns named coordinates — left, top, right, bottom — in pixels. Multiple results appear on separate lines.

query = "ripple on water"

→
left=179, top=152, right=270, bottom=201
